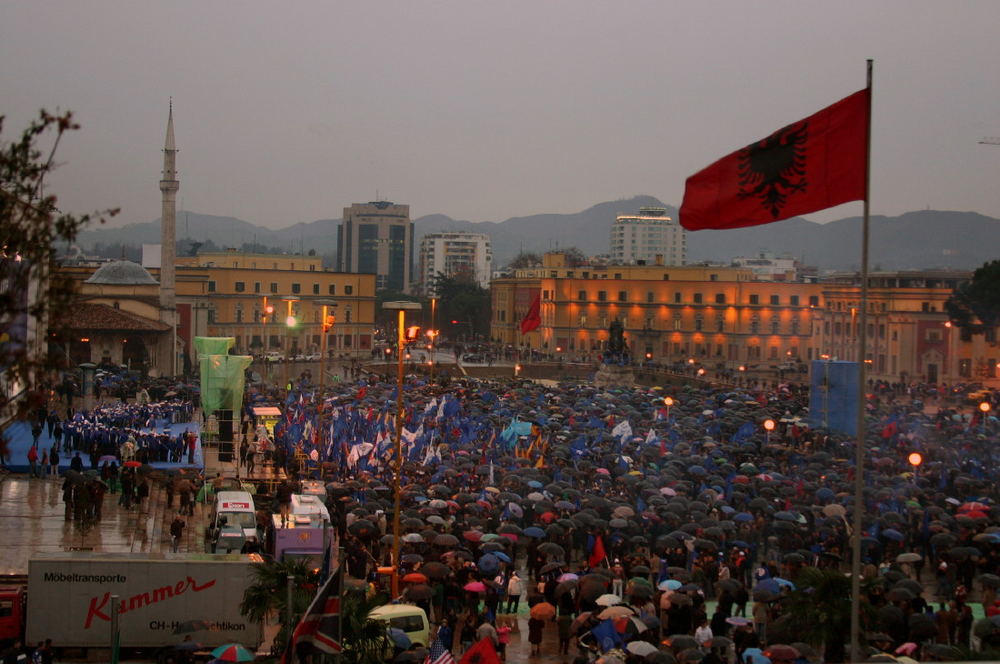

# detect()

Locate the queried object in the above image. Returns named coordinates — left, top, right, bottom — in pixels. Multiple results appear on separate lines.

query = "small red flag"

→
left=519, top=292, right=541, bottom=334
left=680, top=88, right=868, bottom=231
left=458, top=637, right=501, bottom=664
left=589, top=534, right=607, bottom=568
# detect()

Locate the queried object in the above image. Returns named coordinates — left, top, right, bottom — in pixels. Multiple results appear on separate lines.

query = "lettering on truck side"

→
left=84, top=575, right=217, bottom=629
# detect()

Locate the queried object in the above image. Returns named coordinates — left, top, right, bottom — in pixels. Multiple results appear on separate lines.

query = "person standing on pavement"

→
left=505, top=570, right=523, bottom=614
left=48, top=445, right=59, bottom=478
left=170, top=514, right=186, bottom=553
left=27, top=445, right=39, bottom=478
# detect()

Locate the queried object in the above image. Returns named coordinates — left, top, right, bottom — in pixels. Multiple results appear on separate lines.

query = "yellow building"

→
left=493, top=254, right=1000, bottom=386
left=492, top=253, right=822, bottom=369
left=173, top=251, right=376, bottom=359
left=814, top=270, right=993, bottom=384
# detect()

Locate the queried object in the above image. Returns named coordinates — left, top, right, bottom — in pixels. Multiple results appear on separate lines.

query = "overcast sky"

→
left=3, top=1, right=999, bottom=230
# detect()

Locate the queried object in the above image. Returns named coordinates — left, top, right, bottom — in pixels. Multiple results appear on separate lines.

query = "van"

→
left=369, top=604, right=430, bottom=650
left=207, top=491, right=260, bottom=553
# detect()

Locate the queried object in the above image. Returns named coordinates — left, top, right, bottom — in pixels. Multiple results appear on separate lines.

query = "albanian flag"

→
left=680, top=88, right=869, bottom=231
left=519, top=292, right=541, bottom=334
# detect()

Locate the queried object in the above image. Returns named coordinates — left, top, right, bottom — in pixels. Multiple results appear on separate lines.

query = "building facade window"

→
left=270, top=282, right=279, bottom=294
left=749, top=294, right=759, bottom=305
left=235, top=281, right=245, bottom=293
left=291, top=283, right=301, bottom=294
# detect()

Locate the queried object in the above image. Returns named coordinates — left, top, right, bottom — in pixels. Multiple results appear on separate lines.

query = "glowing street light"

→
left=382, top=300, right=422, bottom=598
left=763, top=418, right=776, bottom=444
left=664, top=396, right=674, bottom=421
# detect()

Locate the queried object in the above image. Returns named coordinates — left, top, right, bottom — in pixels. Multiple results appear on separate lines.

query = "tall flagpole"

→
left=850, top=58, right=874, bottom=664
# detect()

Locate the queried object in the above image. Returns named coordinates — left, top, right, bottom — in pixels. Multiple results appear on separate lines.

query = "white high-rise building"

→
left=419, top=232, right=492, bottom=294
left=610, top=206, right=686, bottom=266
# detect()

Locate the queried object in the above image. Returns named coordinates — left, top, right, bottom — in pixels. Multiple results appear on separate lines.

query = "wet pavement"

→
left=0, top=472, right=210, bottom=578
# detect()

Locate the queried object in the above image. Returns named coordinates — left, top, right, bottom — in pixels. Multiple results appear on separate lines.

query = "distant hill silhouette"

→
left=76, top=198, right=1000, bottom=271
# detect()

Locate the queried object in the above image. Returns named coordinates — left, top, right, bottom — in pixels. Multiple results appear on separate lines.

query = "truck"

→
left=23, top=552, right=262, bottom=649
left=270, top=494, right=332, bottom=570
left=206, top=490, right=261, bottom=554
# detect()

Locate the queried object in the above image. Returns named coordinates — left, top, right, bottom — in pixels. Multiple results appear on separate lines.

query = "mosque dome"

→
left=85, top=260, right=159, bottom=286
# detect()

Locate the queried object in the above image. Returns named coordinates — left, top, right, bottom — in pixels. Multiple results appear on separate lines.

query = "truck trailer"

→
left=25, top=552, right=261, bottom=649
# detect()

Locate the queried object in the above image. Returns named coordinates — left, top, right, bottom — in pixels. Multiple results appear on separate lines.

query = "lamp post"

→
left=430, top=297, right=437, bottom=378
left=763, top=418, right=775, bottom=445
left=664, top=396, right=674, bottom=421
left=261, top=296, right=275, bottom=383
left=317, top=300, right=337, bottom=392
left=382, top=301, right=422, bottom=598
left=980, top=401, right=991, bottom=433
left=282, top=296, right=298, bottom=392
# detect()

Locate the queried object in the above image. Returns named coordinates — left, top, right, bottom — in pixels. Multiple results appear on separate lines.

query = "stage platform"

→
left=2, top=419, right=204, bottom=474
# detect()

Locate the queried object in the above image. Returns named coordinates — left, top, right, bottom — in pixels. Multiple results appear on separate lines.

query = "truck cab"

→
left=0, top=585, right=25, bottom=647
left=207, top=491, right=259, bottom=554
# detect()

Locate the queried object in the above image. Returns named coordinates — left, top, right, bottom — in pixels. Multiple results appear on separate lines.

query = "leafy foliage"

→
left=945, top=260, right=1000, bottom=331
left=340, top=588, right=391, bottom=664
left=431, top=272, right=491, bottom=339
left=776, top=567, right=856, bottom=662
left=0, top=110, right=118, bottom=433
left=239, top=558, right=321, bottom=656
left=505, top=251, right=542, bottom=269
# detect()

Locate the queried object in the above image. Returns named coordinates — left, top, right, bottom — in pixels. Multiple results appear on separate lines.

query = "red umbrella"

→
left=402, top=572, right=428, bottom=584
left=124, top=461, right=142, bottom=468
left=463, top=530, right=483, bottom=542
left=464, top=581, right=486, bottom=593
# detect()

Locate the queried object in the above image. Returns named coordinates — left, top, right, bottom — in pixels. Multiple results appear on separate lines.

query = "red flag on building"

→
left=458, top=637, right=502, bottom=664
left=283, top=565, right=342, bottom=662
left=519, top=292, right=541, bottom=334
left=680, top=88, right=869, bottom=231
left=588, top=534, right=607, bottom=568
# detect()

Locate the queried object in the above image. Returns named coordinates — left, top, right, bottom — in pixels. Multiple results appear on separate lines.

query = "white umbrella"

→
left=595, top=593, right=622, bottom=607
left=626, top=641, right=659, bottom=657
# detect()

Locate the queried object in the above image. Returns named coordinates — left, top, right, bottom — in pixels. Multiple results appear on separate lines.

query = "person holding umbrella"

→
left=506, top=570, right=523, bottom=614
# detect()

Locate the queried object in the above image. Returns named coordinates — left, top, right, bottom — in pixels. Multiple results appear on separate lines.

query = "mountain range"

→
left=75, top=195, right=1000, bottom=272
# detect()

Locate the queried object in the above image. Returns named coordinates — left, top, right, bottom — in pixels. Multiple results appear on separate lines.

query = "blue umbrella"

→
left=754, top=579, right=781, bottom=595
left=523, top=526, right=546, bottom=538
left=882, top=528, right=905, bottom=542
left=659, top=579, right=682, bottom=591
left=387, top=628, right=411, bottom=649
left=478, top=553, right=500, bottom=575
left=743, top=647, right=771, bottom=664
left=506, top=502, right=524, bottom=518
left=773, top=577, right=796, bottom=590
left=734, top=512, right=754, bottom=523
left=492, top=551, right=512, bottom=563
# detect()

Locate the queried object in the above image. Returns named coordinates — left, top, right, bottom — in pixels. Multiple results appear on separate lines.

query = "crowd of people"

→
left=230, top=363, right=1000, bottom=663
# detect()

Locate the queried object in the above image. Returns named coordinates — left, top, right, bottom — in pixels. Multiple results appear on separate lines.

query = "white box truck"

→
left=25, top=552, right=261, bottom=649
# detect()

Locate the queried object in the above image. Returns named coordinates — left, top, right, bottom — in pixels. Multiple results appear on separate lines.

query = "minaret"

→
left=159, top=100, right=179, bottom=375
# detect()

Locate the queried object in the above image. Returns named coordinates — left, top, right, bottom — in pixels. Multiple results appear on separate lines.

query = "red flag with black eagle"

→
left=680, top=88, right=869, bottom=231
left=519, top=292, right=541, bottom=334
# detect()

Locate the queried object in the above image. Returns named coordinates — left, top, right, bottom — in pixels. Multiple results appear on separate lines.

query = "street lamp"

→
left=664, top=396, right=674, bottom=421
left=980, top=401, right=991, bottom=433
left=316, top=300, right=337, bottom=391
left=281, top=296, right=298, bottom=391
left=382, top=300, right=422, bottom=598
left=763, top=418, right=776, bottom=445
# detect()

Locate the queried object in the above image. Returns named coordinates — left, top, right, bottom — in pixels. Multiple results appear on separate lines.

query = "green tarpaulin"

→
left=195, top=337, right=252, bottom=414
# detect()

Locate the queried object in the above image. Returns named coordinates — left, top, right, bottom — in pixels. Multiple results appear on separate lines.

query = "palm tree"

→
left=776, top=567, right=859, bottom=663
left=240, top=558, right=320, bottom=656
left=340, top=588, right=391, bottom=664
